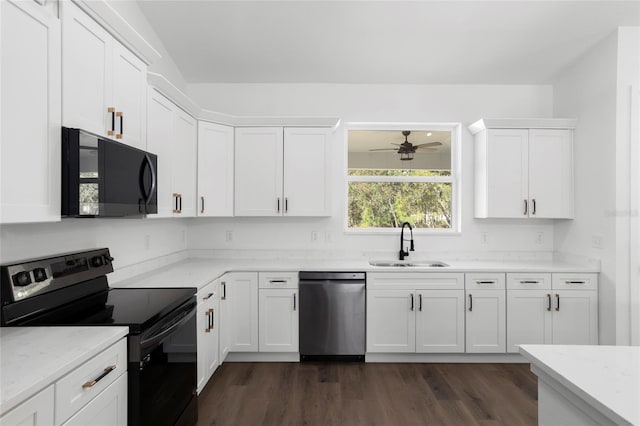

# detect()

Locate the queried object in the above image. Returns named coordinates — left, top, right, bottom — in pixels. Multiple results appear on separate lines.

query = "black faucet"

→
left=399, top=222, right=415, bottom=260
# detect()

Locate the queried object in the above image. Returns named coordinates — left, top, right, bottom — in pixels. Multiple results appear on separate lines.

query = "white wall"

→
left=0, top=219, right=188, bottom=270
left=187, top=83, right=556, bottom=257
left=552, top=28, right=640, bottom=345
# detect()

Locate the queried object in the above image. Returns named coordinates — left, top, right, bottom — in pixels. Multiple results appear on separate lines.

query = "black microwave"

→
left=62, top=127, right=158, bottom=217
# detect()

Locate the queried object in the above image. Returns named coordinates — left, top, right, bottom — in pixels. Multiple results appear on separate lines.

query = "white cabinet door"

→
left=415, top=290, right=465, bottom=353
left=259, top=289, right=298, bottom=352
left=552, top=291, right=598, bottom=345
left=227, top=273, right=259, bottom=352
left=197, top=281, right=219, bottom=394
left=283, top=128, right=331, bottom=216
left=506, top=290, right=553, bottom=353
left=61, top=0, right=111, bottom=137
left=234, top=127, right=283, bottom=216
left=219, top=279, right=230, bottom=363
left=172, top=108, right=197, bottom=217
left=485, top=129, right=529, bottom=218
left=146, top=89, right=174, bottom=217
left=528, top=129, right=573, bottom=218
left=465, top=290, right=506, bottom=353
left=197, top=122, right=234, bottom=217
left=366, top=290, right=415, bottom=353
left=61, top=373, right=127, bottom=426
left=1, top=0, right=61, bottom=223
left=112, top=41, right=147, bottom=150
left=0, top=385, right=54, bottom=426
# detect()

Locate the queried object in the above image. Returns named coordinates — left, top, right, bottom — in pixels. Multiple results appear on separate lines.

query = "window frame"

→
left=344, top=122, right=462, bottom=234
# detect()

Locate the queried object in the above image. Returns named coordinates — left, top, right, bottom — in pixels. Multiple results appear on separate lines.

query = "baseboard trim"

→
left=365, top=353, right=528, bottom=363
left=225, top=352, right=300, bottom=362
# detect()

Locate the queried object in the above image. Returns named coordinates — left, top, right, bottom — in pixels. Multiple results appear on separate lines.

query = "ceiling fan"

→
left=368, top=131, right=442, bottom=160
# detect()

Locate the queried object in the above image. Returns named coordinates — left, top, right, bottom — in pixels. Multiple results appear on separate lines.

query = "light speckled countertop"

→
left=520, top=344, right=640, bottom=425
left=111, top=257, right=599, bottom=290
left=0, top=326, right=128, bottom=415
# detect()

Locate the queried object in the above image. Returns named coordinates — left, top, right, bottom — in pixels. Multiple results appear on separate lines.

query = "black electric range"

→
left=1, top=248, right=198, bottom=426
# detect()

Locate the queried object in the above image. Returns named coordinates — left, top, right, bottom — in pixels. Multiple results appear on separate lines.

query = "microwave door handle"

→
left=143, top=153, right=156, bottom=209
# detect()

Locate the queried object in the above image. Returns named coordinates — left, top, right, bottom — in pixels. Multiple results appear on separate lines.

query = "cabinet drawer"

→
left=198, top=280, right=218, bottom=301
left=258, top=271, right=298, bottom=289
left=465, top=273, right=505, bottom=290
left=367, top=273, right=464, bottom=290
left=506, top=273, right=551, bottom=290
left=55, top=338, right=127, bottom=425
left=552, top=273, right=598, bottom=291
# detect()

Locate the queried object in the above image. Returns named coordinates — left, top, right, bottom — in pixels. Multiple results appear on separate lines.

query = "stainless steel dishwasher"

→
left=299, top=271, right=366, bottom=360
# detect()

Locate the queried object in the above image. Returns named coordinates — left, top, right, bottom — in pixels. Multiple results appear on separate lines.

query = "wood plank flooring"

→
left=197, top=362, right=537, bottom=426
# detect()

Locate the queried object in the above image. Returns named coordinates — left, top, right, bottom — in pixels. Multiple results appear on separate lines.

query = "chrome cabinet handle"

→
left=532, top=199, right=537, bottom=215
left=555, top=294, right=560, bottom=311
left=410, top=294, right=414, bottom=311
left=285, top=197, right=288, bottom=213
left=277, top=197, right=280, bottom=213
left=418, top=294, right=422, bottom=311
left=476, top=281, right=495, bottom=285
left=520, top=280, right=540, bottom=284
left=82, top=365, right=116, bottom=388
left=523, top=199, right=528, bottom=216
left=173, top=193, right=179, bottom=213
left=108, top=107, right=115, bottom=136
left=293, top=293, right=296, bottom=311
left=269, top=279, right=287, bottom=284
left=221, top=281, right=226, bottom=300
left=547, top=294, right=552, bottom=311
left=201, top=196, right=205, bottom=214
left=468, top=294, right=473, bottom=311
left=565, top=280, right=586, bottom=285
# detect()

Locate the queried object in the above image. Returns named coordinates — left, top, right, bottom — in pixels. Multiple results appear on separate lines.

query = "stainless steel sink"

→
left=369, top=260, right=449, bottom=268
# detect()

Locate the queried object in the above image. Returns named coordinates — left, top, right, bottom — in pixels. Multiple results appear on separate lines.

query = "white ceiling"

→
left=137, top=1, right=640, bottom=84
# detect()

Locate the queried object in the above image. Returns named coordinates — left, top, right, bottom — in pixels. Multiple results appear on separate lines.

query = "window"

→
left=346, top=124, right=460, bottom=232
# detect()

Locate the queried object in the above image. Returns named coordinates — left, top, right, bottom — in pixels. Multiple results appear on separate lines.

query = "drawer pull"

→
left=520, top=280, right=540, bottom=284
left=547, top=294, right=552, bottom=311
left=205, top=311, right=211, bottom=332
left=221, top=281, right=226, bottom=300
left=209, top=308, right=214, bottom=330
left=269, top=279, right=287, bottom=284
left=476, top=281, right=495, bottom=285
left=468, top=294, right=473, bottom=311
left=82, top=365, right=116, bottom=388
left=565, top=281, right=586, bottom=285
left=410, top=293, right=414, bottom=311
left=203, top=292, right=214, bottom=300
left=555, top=294, right=560, bottom=311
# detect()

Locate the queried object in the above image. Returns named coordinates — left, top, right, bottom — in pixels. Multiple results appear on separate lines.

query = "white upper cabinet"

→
left=1, top=0, right=61, bottom=224
left=61, top=1, right=147, bottom=150
left=197, top=122, right=234, bottom=217
left=234, top=127, right=284, bottom=216
left=146, top=89, right=197, bottom=217
left=235, top=127, right=332, bottom=217
left=470, top=119, right=575, bottom=219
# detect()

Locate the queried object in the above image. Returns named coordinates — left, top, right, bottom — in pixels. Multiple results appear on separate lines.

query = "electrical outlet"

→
left=536, top=232, right=543, bottom=244
left=226, top=230, right=233, bottom=242
left=480, top=232, right=488, bottom=244
left=311, top=231, right=318, bottom=242
left=592, top=235, right=603, bottom=249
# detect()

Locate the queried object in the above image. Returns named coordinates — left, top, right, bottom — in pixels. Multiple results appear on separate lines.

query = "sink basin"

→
left=369, top=260, right=449, bottom=268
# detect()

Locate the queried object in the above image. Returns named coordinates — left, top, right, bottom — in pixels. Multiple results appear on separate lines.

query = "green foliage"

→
left=348, top=169, right=452, bottom=229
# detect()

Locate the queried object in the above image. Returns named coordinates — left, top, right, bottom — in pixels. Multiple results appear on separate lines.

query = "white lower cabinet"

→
left=366, top=273, right=465, bottom=354
left=197, top=280, right=219, bottom=394
left=219, top=278, right=230, bottom=363
left=258, top=288, right=299, bottom=352
left=225, top=272, right=259, bottom=352
left=0, top=385, right=54, bottom=426
left=506, top=273, right=598, bottom=352
left=465, top=273, right=506, bottom=353
left=61, top=373, right=127, bottom=426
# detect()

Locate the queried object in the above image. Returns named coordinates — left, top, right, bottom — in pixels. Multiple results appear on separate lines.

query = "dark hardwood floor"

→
left=197, top=362, right=537, bottom=426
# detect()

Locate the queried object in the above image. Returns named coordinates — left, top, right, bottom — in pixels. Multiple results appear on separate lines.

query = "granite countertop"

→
left=0, top=326, right=129, bottom=415
left=111, top=257, right=599, bottom=290
left=519, top=344, right=640, bottom=425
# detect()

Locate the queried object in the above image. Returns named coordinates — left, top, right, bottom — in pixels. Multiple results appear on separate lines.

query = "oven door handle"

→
left=140, top=306, right=196, bottom=349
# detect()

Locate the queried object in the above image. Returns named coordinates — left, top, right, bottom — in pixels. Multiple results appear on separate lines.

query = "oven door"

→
left=128, top=299, right=197, bottom=426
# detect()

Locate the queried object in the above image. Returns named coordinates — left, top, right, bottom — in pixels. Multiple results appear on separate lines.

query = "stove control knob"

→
left=91, top=256, right=104, bottom=267
left=105, top=256, right=114, bottom=264
left=12, top=271, right=32, bottom=287
left=33, top=268, right=47, bottom=282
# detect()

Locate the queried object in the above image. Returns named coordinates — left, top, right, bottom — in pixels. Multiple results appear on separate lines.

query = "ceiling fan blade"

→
left=415, top=147, right=436, bottom=152
left=414, top=142, right=442, bottom=148
left=368, top=148, right=398, bottom=152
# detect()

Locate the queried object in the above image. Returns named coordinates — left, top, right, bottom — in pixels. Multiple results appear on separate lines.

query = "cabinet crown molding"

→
left=468, top=118, right=578, bottom=135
